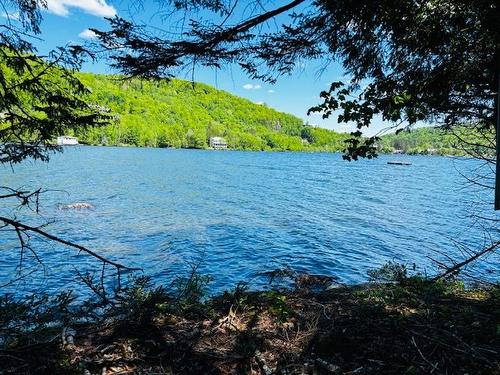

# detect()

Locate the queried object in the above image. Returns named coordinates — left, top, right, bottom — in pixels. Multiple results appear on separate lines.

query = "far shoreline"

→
left=63, top=143, right=461, bottom=157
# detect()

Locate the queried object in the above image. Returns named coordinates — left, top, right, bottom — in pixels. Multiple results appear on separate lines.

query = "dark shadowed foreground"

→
left=1, top=268, right=499, bottom=375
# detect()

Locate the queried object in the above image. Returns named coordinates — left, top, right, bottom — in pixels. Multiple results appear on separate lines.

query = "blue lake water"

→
left=1, top=147, right=499, bottom=295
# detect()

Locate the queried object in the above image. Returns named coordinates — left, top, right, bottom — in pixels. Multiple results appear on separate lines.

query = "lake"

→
left=1, top=147, right=499, bottom=295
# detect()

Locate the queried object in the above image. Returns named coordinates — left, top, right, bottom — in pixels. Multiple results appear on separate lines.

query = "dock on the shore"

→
left=387, top=161, right=412, bottom=166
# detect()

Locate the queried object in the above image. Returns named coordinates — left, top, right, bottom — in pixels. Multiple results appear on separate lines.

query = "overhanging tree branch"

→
left=0, top=216, right=141, bottom=272
left=93, top=0, right=306, bottom=78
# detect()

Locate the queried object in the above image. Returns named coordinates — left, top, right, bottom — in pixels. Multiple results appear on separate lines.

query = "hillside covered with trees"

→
left=76, top=73, right=348, bottom=151
left=378, top=127, right=494, bottom=156
left=67, top=73, right=492, bottom=157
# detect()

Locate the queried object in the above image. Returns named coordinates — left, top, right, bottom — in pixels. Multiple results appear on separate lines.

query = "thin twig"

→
left=0, top=216, right=141, bottom=272
left=432, top=241, right=500, bottom=281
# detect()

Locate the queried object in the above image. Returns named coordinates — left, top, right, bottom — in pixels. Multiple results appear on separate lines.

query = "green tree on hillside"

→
left=0, top=0, right=131, bottom=279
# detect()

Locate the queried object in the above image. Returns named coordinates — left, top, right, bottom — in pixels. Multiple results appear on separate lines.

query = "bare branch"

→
left=432, top=241, right=500, bottom=281
left=0, top=216, right=141, bottom=272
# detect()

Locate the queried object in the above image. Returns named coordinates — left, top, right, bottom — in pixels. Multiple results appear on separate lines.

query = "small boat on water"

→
left=56, top=136, right=79, bottom=146
left=387, top=161, right=412, bottom=166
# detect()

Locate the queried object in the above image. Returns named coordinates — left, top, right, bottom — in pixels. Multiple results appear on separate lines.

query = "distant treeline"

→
left=377, top=127, right=494, bottom=156
left=76, top=73, right=348, bottom=152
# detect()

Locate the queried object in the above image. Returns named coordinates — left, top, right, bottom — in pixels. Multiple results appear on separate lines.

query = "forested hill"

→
left=76, top=73, right=348, bottom=151
left=378, top=127, right=494, bottom=156
left=73, top=73, right=490, bottom=156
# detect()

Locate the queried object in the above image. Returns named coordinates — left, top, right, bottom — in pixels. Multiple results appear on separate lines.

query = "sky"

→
left=4, top=0, right=389, bottom=135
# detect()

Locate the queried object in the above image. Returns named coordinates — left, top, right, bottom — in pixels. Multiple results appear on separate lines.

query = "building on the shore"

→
left=56, top=136, right=79, bottom=146
left=209, top=136, right=228, bottom=150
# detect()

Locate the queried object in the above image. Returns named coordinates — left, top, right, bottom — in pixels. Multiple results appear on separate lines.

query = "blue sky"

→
left=7, top=0, right=389, bottom=135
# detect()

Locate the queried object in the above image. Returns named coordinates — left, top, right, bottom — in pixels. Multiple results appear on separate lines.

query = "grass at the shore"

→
left=1, top=269, right=499, bottom=375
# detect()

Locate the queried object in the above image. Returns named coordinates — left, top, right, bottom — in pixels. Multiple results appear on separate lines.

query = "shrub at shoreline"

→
left=1, top=266, right=498, bottom=375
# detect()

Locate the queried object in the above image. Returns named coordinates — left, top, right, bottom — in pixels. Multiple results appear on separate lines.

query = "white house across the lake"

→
left=56, top=136, right=79, bottom=146
left=209, top=137, right=227, bottom=150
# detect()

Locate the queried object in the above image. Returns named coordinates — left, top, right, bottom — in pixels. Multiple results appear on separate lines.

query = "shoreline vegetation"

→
left=1, top=265, right=499, bottom=375
left=69, top=73, right=492, bottom=157
left=69, top=141, right=478, bottom=158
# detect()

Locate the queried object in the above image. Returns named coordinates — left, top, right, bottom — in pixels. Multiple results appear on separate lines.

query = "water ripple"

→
left=1, top=147, right=499, bottom=294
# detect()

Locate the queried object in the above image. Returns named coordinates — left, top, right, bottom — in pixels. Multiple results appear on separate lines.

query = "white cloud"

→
left=242, top=83, right=262, bottom=90
left=45, top=0, right=116, bottom=17
left=78, top=28, right=97, bottom=39
left=255, top=101, right=265, bottom=105
left=267, top=89, right=275, bottom=94
left=78, top=29, right=97, bottom=39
